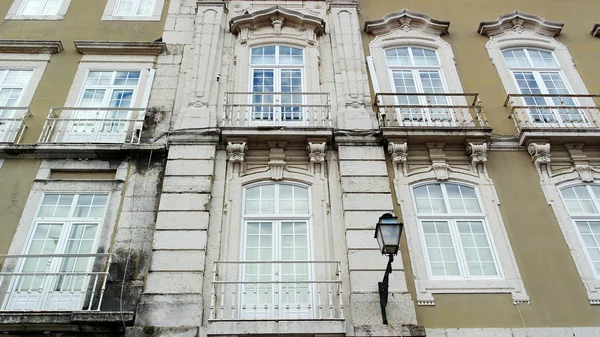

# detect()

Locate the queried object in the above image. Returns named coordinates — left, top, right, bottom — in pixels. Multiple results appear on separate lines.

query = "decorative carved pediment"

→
left=229, top=5, right=326, bottom=36
left=592, top=23, right=600, bottom=37
left=478, top=10, right=563, bottom=37
left=364, top=9, right=450, bottom=36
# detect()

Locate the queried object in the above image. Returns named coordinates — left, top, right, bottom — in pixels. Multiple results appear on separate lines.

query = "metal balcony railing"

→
left=375, top=93, right=489, bottom=128
left=221, top=92, right=331, bottom=127
left=0, top=253, right=112, bottom=311
left=504, top=94, right=600, bottom=130
left=210, top=261, right=343, bottom=321
left=38, top=107, right=146, bottom=144
left=0, top=107, right=31, bottom=144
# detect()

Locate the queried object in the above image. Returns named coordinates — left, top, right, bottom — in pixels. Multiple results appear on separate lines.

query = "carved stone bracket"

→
left=268, top=160, right=286, bottom=181
left=226, top=142, right=247, bottom=163
left=566, top=143, right=594, bottom=182
left=307, top=142, right=326, bottom=163
left=466, top=143, right=488, bottom=166
left=576, top=165, right=594, bottom=183
left=427, top=143, right=449, bottom=181
left=388, top=142, right=408, bottom=163
left=268, top=142, right=287, bottom=181
left=528, top=143, right=551, bottom=177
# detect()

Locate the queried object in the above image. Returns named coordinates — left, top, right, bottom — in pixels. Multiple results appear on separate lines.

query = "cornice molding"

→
left=364, top=9, right=450, bottom=36
left=74, top=41, right=166, bottom=55
left=592, top=23, right=600, bottom=37
left=0, top=40, right=63, bottom=54
left=478, top=10, right=563, bottom=37
left=229, top=5, right=326, bottom=36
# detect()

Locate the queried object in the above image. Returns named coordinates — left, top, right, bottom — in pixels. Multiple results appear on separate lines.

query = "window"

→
left=414, top=183, right=501, bottom=279
left=560, top=185, right=600, bottom=276
left=4, top=193, right=108, bottom=311
left=102, top=0, right=164, bottom=21
left=241, top=183, right=312, bottom=318
left=62, top=70, right=143, bottom=143
left=385, top=47, right=449, bottom=123
left=5, top=0, right=71, bottom=20
left=0, top=70, right=33, bottom=142
left=502, top=48, right=582, bottom=125
left=250, top=46, right=304, bottom=124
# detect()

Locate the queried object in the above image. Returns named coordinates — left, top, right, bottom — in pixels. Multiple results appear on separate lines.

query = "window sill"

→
left=101, top=15, right=161, bottom=22
left=4, top=15, right=64, bottom=21
left=207, top=320, right=346, bottom=336
left=415, top=278, right=530, bottom=306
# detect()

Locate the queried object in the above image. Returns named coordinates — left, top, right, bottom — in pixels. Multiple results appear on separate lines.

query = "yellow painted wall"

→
left=367, top=0, right=600, bottom=328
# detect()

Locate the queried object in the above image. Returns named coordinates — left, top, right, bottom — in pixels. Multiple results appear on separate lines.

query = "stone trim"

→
left=592, top=23, right=600, bottom=37
left=364, top=8, right=450, bottom=36
left=478, top=10, right=564, bottom=37
left=74, top=41, right=166, bottom=55
left=229, top=5, right=326, bottom=36
left=0, top=40, right=63, bottom=54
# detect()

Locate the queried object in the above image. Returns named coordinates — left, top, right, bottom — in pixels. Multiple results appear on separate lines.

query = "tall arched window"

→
left=241, top=182, right=312, bottom=318
left=250, top=46, right=304, bottom=123
left=413, top=183, right=501, bottom=279
left=502, top=48, right=582, bottom=124
left=385, top=47, right=449, bottom=123
left=559, top=185, right=600, bottom=276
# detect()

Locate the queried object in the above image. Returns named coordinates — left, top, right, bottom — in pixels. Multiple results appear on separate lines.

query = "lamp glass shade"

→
left=375, top=214, right=403, bottom=255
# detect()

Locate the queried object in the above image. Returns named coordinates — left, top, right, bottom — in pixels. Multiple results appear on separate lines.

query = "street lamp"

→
left=374, top=213, right=403, bottom=325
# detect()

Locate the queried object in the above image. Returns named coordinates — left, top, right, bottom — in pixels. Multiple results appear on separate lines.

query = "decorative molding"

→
left=268, top=160, right=286, bottom=181
left=388, top=142, right=408, bottom=163
left=226, top=142, right=247, bottom=163
left=74, top=41, right=166, bottom=55
left=478, top=10, right=564, bottom=37
left=307, top=142, right=326, bottom=163
left=0, top=40, right=63, bottom=54
left=466, top=143, right=488, bottom=167
left=268, top=142, right=287, bottom=181
left=229, top=5, right=326, bottom=37
left=427, top=143, right=449, bottom=181
left=575, top=165, right=594, bottom=183
left=565, top=143, right=593, bottom=182
left=528, top=143, right=551, bottom=165
left=364, top=9, right=450, bottom=36
left=592, top=23, right=600, bottom=37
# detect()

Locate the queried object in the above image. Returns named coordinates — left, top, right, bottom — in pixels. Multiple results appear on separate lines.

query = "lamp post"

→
left=374, top=213, right=403, bottom=325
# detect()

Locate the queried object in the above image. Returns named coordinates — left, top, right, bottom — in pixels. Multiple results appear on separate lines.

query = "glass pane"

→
left=528, top=49, right=557, bottom=67
left=561, top=186, right=598, bottom=214
left=502, top=49, right=531, bottom=68
left=385, top=48, right=411, bottom=66
left=457, top=221, right=498, bottom=277
left=251, top=46, right=276, bottom=65
left=412, top=48, right=439, bottom=66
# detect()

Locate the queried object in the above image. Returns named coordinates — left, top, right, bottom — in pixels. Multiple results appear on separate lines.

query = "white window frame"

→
left=247, top=45, right=305, bottom=125
left=102, top=0, right=165, bottom=21
left=485, top=30, right=595, bottom=114
left=413, top=182, right=503, bottom=280
left=367, top=29, right=471, bottom=124
left=394, top=171, right=529, bottom=306
left=541, top=173, right=600, bottom=304
left=5, top=0, right=71, bottom=20
left=240, top=182, right=314, bottom=319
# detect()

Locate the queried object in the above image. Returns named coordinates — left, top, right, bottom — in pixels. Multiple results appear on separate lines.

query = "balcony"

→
left=505, top=94, right=600, bottom=145
left=375, top=93, right=491, bottom=143
left=208, top=260, right=345, bottom=336
left=0, top=107, right=31, bottom=144
left=38, top=107, right=146, bottom=144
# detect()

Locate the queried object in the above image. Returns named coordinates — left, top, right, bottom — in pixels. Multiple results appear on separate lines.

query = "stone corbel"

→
left=268, top=142, right=287, bottom=181
left=466, top=142, right=488, bottom=173
left=575, top=165, right=594, bottom=183
left=307, top=142, right=326, bottom=172
left=528, top=142, right=551, bottom=178
left=226, top=141, right=248, bottom=174
left=239, top=28, right=250, bottom=44
left=271, top=16, right=284, bottom=35
left=387, top=142, right=408, bottom=175
left=428, top=143, right=449, bottom=181
left=566, top=143, right=594, bottom=182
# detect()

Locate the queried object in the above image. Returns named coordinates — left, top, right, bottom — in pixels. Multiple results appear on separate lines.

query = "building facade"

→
left=1, top=0, right=600, bottom=336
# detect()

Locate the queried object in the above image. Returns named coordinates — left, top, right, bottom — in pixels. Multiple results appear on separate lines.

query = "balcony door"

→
left=62, top=71, right=140, bottom=143
left=0, top=70, right=32, bottom=142
left=241, top=183, right=312, bottom=319
left=3, top=194, right=107, bottom=311
left=385, top=47, right=452, bottom=125
left=250, top=46, right=304, bottom=125
left=503, top=48, right=584, bottom=126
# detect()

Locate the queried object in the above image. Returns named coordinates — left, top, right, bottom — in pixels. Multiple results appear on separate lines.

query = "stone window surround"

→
left=3, top=160, right=127, bottom=271
left=484, top=29, right=594, bottom=108
left=63, top=54, right=156, bottom=108
left=5, top=0, right=72, bottom=21
left=540, top=172, right=600, bottom=304
left=0, top=53, right=51, bottom=109
left=102, top=0, right=165, bottom=22
left=395, top=171, right=530, bottom=306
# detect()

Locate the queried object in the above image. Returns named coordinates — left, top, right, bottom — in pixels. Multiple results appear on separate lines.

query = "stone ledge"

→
left=0, top=40, right=63, bottom=54
left=0, top=311, right=134, bottom=333
left=207, top=320, right=346, bottom=336
left=74, top=41, right=166, bottom=55
left=0, top=143, right=167, bottom=160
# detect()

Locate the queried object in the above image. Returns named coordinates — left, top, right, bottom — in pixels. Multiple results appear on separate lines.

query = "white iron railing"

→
left=38, top=107, right=146, bottom=144
left=222, top=92, right=331, bottom=127
left=210, top=261, right=343, bottom=321
left=0, top=253, right=112, bottom=311
left=375, top=93, right=489, bottom=128
left=505, top=94, right=600, bottom=130
left=0, top=107, right=31, bottom=144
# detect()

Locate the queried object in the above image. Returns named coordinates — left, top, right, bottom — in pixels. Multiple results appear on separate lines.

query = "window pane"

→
left=385, top=48, right=411, bottom=66
left=422, top=221, right=459, bottom=277
left=457, top=221, right=498, bottom=277
left=576, top=221, right=600, bottom=274
left=414, top=184, right=447, bottom=214
left=251, top=46, right=276, bottom=65
left=528, top=49, right=557, bottom=67
left=412, top=48, right=439, bottom=66
left=502, top=49, right=531, bottom=68
left=561, top=186, right=598, bottom=214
